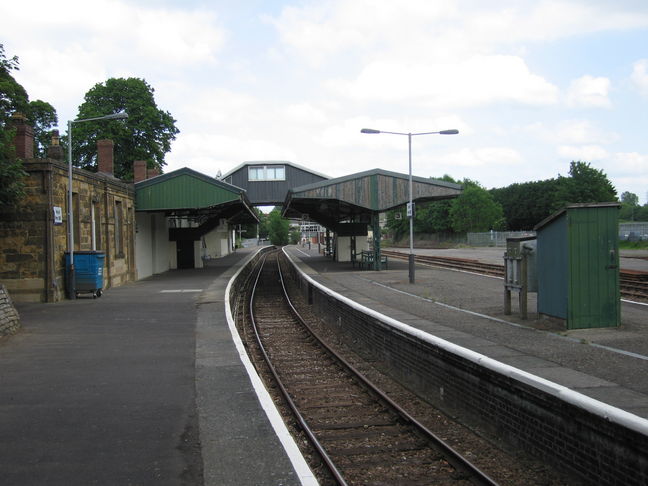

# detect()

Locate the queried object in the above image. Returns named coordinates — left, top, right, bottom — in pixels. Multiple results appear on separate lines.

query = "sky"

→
left=3, top=0, right=648, bottom=204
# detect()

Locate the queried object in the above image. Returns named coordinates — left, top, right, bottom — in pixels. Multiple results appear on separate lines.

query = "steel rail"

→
left=381, top=250, right=648, bottom=300
left=276, top=253, right=501, bottom=486
left=248, top=252, right=349, bottom=486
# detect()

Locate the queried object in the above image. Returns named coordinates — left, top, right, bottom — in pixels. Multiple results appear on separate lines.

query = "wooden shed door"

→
left=568, top=208, right=620, bottom=328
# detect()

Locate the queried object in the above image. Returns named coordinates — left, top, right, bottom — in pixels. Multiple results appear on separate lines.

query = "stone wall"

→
left=0, top=284, right=20, bottom=336
left=0, top=159, right=136, bottom=302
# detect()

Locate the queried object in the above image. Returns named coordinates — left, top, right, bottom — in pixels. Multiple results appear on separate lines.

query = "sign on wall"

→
left=53, top=206, right=63, bottom=225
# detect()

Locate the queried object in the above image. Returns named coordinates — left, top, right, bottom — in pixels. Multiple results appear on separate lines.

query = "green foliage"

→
left=619, top=240, right=648, bottom=250
left=0, top=156, right=27, bottom=206
left=0, top=44, right=28, bottom=117
left=490, top=178, right=563, bottom=230
left=492, top=161, right=617, bottom=230
left=26, top=99, right=57, bottom=157
left=450, top=182, right=504, bottom=233
left=0, top=44, right=28, bottom=206
left=619, top=191, right=641, bottom=221
left=289, top=227, right=301, bottom=244
left=556, top=161, right=617, bottom=205
left=267, top=209, right=289, bottom=246
left=385, top=174, right=458, bottom=242
left=71, top=77, right=179, bottom=179
left=620, top=191, right=639, bottom=206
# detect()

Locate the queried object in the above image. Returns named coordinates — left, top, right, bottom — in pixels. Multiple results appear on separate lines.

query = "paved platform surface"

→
left=286, top=245, right=648, bottom=419
left=2, top=248, right=306, bottom=486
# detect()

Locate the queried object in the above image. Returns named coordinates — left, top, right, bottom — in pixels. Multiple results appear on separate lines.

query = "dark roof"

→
left=534, top=202, right=621, bottom=231
left=221, top=160, right=330, bottom=180
left=282, top=168, right=462, bottom=229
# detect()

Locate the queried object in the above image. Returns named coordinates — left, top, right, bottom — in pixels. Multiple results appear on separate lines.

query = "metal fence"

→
left=619, top=222, right=648, bottom=240
left=467, top=231, right=536, bottom=247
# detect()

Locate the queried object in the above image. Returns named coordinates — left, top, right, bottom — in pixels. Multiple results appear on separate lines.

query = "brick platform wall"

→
left=0, top=285, right=20, bottom=336
left=280, top=251, right=648, bottom=486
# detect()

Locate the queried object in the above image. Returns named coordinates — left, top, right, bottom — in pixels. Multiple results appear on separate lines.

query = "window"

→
left=91, top=200, right=101, bottom=251
left=115, top=200, right=124, bottom=257
left=72, top=192, right=80, bottom=251
left=248, top=165, right=285, bottom=181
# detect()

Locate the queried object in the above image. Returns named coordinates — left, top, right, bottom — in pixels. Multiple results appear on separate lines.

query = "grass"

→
left=619, top=240, right=648, bottom=250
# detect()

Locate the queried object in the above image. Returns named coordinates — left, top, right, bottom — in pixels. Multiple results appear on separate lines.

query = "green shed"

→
left=534, top=203, right=621, bottom=329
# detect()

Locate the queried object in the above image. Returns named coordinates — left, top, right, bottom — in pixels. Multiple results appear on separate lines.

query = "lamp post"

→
left=67, top=112, right=128, bottom=299
left=361, top=127, right=458, bottom=284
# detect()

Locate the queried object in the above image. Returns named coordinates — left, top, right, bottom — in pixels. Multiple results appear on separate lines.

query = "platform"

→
left=3, top=248, right=312, bottom=486
left=285, top=245, right=648, bottom=419
left=3, top=244, right=646, bottom=485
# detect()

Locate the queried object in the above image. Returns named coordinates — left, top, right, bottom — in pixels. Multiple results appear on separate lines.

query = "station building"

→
left=0, top=119, right=462, bottom=301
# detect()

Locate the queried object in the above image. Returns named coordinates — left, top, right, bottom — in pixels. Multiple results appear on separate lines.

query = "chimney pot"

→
left=133, top=160, right=147, bottom=183
left=97, top=139, right=114, bottom=176
left=11, top=112, right=34, bottom=160
left=47, top=129, right=64, bottom=160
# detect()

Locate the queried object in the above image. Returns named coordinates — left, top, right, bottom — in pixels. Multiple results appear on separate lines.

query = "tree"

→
left=26, top=99, right=57, bottom=157
left=71, top=77, right=179, bottom=179
left=450, top=181, right=504, bottom=233
left=385, top=174, right=458, bottom=242
left=267, top=209, right=289, bottom=245
left=1, top=45, right=58, bottom=206
left=491, top=178, right=563, bottom=230
left=557, top=161, right=617, bottom=205
left=0, top=44, right=28, bottom=206
left=619, top=191, right=640, bottom=221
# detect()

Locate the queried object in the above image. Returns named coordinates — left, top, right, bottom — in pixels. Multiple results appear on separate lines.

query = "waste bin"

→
left=65, top=251, right=105, bottom=298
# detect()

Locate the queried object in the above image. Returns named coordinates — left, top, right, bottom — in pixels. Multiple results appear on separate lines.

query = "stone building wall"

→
left=0, top=133, right=136, bottom=302
left=0, top=284, right=20, bottom=336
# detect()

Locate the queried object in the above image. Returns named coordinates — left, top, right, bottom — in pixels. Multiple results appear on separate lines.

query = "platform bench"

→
left=359, top=250, right=388, bottom=270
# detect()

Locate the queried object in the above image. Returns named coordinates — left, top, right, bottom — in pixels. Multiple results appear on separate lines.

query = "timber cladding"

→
left=298, top=173, right=461, bottom=211
left=0, top=159, right=136, bottom=302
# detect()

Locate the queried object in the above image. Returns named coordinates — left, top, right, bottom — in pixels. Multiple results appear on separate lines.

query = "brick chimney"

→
left=47, top=130, right=64, bottom=160
left=148, top=167, right=160, bottom=178
left=97, top=139, right=114, bottom=176
left=133, top=160, right=147, bottom=183
left=11, top=113, right=34, bottom=160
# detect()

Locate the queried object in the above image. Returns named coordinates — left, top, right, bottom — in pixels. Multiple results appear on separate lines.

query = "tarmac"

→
left=1, top=248, right=309, bottom=486
left=2, top=244, right=647, bottom=485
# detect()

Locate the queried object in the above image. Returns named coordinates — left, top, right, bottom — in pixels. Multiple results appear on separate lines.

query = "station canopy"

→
left=135, top=167, right=258, bottom=225
left=282, top=168, right=462, bottom=231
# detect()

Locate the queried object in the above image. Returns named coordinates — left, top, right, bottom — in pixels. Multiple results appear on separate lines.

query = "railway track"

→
left=381, top=250, right=648, bottom=301
left=245, top=250, right=499, bottom=486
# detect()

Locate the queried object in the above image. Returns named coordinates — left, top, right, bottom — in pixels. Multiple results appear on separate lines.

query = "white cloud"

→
left=282, top=103, right=329, bottom=124
left=329, top=55, right=558, bottom=108
left=631, top=59, right=648, bottom=97
left=611, top=151, right=648, bottom=174
left=271, top=0, right=648, bottom=65
left=526, top=119, right=619, bottom=145
left=557, top=145, right=609, bottom=161
left=439, top=147, right=523, bottom=168
left=566, top=75, right=612, bottom=108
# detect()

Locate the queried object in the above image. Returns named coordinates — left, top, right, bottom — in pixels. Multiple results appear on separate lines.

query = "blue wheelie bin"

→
left=65, top=251, right=105, bottom=298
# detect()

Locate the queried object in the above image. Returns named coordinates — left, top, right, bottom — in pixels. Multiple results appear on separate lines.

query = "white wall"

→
left=202, top=220, right=231, bottom=260
left=194, top=240, right=203, bottom=268
left=336, top=236, right=352, bottom=262
left=135, top=212, right=172, bottom=280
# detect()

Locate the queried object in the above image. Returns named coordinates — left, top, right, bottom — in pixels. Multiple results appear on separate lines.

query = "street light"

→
left=361, top=127, right=458, bottom=284
left=67, top=112, right=128, bottom=299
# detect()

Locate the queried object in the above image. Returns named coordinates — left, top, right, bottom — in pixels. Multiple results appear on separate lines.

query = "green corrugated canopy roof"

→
left=135, top=167, right=257, bottom=223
